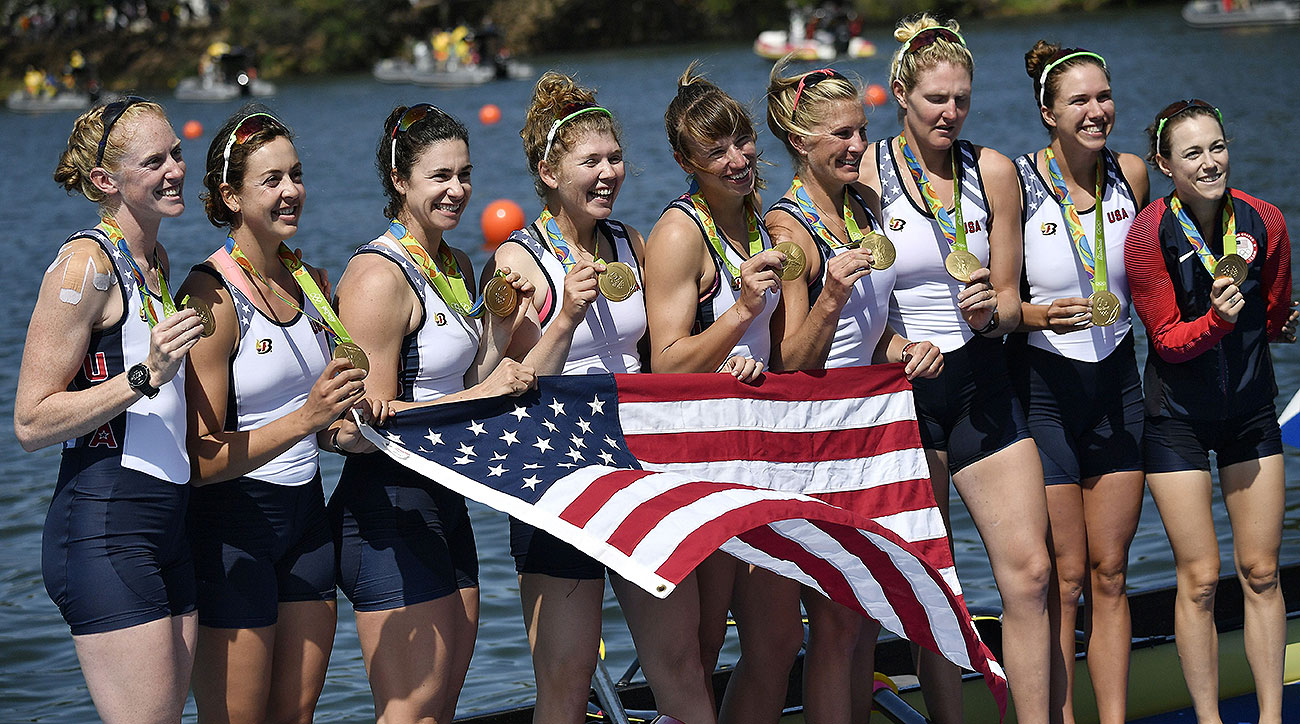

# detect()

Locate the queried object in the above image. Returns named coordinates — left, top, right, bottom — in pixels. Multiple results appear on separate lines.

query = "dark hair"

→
left=1144, top=101, right=1226, bottom=166
left=377, top=104, right=470, bottom=219
left=665, top=61, right=765, bottom=191
left=201, top=103, right=293, bottom=228
left=1024, top=40, right=1110, bottom=131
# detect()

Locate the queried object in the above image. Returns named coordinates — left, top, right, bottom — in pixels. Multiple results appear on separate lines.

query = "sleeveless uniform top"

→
left=62, top=229, right=189, bottom=483
left=504, top=219, right=645, bottom=374
left=350, top=236, right=481, bottom=402
left=665, top=195, right=779, bottom=366
left=195, top=264, right=330, bottom=485
left=767, top=187, right=896, bottom=368
left=876, top=139, right=991, bottom=353
left=1126, top=190, right=1292, bottom=420
left=1016, top=148, right=1137, bottom=362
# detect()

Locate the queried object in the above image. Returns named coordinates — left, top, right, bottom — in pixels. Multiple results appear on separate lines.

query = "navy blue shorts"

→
left=510, top=518, right=605, bottom=580
left=1012, top=336, right=1144, bottom=485
left=1144, top=404, right=1283, bottom=474
left=188, top=473, right=336, bottom=628
left=43, top=449, right=196, bottom=635
left=910, top=334, right=1032, bottom=475
left=330, top=452, right=478, bottom=612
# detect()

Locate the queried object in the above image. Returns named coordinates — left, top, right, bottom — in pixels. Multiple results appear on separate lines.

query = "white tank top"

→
left=351, top=237, right=481, bottom=402
left=1016, top=149, right=1137, bottom=362
left=507, top=219, right=646, bottom=375
left=767, top=188, right=896, bottom=369
left=876, top=139, right=991, bottom=353
left=204, top=265, right=330, bottom=485
left=63, top=229, right=190, bottom=483
left=665, top=196, right=779, bottom=366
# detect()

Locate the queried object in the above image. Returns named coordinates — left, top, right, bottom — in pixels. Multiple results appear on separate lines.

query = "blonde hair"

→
left=53, top=100, right=168, bottom=204
left=766, top=56, right=861, bottom=167
left=889, top=14, right=973, bottom=96
left=520, top=71, right=621, bottom=198
left=664, top=61, right=764, bottom=190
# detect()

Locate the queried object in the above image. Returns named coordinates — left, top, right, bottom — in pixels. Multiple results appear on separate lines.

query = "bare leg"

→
left=1221, top=455, right=1286, bottom=724
left=612, top=572, right=716, bottom=724
left=354, top=587, right=480, bottom=724
left=519, top=573, right=604, bottom=724
left=803, top=590, right=880, bottom=724
left=718, top=566, right=803, bottom=724
left=266, top=599, right=336, bottom=724
left=952, top=439, right=1052, bottom=724
left=1079, top=470, right=1143, bottom=724
left=73, top=611, right=197, bottom=724
left=695, top=551, right=739, bottom=679
left=1044, top=483, right=1086, bottom=724
left=193, top=624, right=275, bottom=724
left=914, top=448, right=964, bottom=724
left=1146, top=470, right=1223, bottom=724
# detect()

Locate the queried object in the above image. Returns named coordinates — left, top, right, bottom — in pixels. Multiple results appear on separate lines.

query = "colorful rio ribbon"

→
left=1167, top=192, right=1238, bottom=279
left=897, top=134, right=966, bottom=254
left=224, top=235, right=358, bottom=348
left=1043, top=148, right=1109, bottom=297
left=388, top=219, right=486, bottom=318
left=682, top=176, right=763, bottom=281
left=100, top=216, right=177, bottom=326
left=790, top=175, right=869, bottom=249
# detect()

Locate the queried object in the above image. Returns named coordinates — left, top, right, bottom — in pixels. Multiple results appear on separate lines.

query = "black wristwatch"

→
left=971, top=308, right=1001, bottom=336
left=127, top=363, right=160, bottom=399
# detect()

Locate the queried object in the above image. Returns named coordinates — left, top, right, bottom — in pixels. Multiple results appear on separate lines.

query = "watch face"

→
left=128, top=364, right=150, bottom=388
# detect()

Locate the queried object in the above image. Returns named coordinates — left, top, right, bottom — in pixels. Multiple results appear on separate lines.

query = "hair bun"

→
left=1024, top=39, right=1060, bottom=78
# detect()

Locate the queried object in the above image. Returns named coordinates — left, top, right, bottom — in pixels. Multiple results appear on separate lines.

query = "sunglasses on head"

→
left=95, top=96, right=147, bottom=167
left=390, top=103, right=442, bottom=170
left=1155, top=99, right=1222, bottom=142
left=221, top=112, right=284, bottom=185
left=542, top=104, right=612, bottom=163
left=792, top=69, right=847, bottom=113
left=902, top=27, right=966, bottom=55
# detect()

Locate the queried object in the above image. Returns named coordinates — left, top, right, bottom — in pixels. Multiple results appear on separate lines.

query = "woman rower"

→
left=486, top=72, right=714, bottom=724
left=1012, top=41, right=1149, bottom=724
left=329, top=103, right=534, bottom=724
left=764, top=61, right=943, bottom=724
left=1127, top=98, right=1294, bottom=724
left=643, top=65, right=798, bottom=724
left=857, top=15, right=1053, bottom=723
left=179, top=106, right=367, bottom=724
left=16, top=97, right=205, bottom=724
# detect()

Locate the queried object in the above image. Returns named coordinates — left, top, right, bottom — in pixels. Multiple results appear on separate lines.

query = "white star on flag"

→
left=467, top=420, right=487, bottom=436
left=522, top=475, right=542, bottom=490
left=500, top=430, right=520, bottom=446
left=548, top=399, right=566, bottom=416
left=457, top=442, right=475, bottom=457
left=533, top=437, right=553, bottom=453
left=488, top=464, right=507, bottom=477
left=588, top=396, right=605, bottom=415
left=576, top=419, right=593, bottom=433
left=424, top=430, right=443, bottom=446
left=510, top=406, right=529, bottom=421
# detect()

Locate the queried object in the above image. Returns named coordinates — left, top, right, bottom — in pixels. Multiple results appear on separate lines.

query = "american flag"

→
left=361, top=365, right=1006, bottom=712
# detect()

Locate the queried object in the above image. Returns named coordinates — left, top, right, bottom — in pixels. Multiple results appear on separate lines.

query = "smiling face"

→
left=895, top=60, right=971, bottom=151
left=395, top=138, right=471, bottom=236
left=1043, top=63, right=1114, bottom=152
left=681, top=129, right=758, bottom=200
left=109, top=112, right=186, bottom=221
left=1157, top=113, right=1229, bottom=204
left=542, top=130, right=623, bottom=221
left=794, top=99, right=868, bottom=187
left=225, top=136, right=304, bottom=240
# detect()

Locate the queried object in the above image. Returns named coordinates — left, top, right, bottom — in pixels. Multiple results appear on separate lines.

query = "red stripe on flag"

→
left=812, top=478, right=940, bottom=522
left=614, top=364, right=913, bottom=404
left=625, top=419, right=921, bottom=466
left=601, top=480, right=757, bottom=554
left=557, top=469, right=656, bottom=527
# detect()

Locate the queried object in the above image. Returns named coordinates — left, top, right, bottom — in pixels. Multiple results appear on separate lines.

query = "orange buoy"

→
left=182, top=119, right=203, bottom=139
left=478, top=103, right=502, bottom=126
left=481, top=199, right=524, bottom=249
left=865, top=84, right=888, bottom=108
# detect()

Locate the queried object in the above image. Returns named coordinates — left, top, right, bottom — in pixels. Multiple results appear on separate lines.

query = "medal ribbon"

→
left=224, top=236, right=354, bottom=345
left=387, top=220, right=484, bottom=318
left=684, top=177, right=763, bottom=279
left=1043, top=148, right=1108, bottom=293
left=790, top=176, right=869, bottom=249
left=1168, top=193, right=1237, bottom=278
left=100, top=216, right=176, bottom=327
left=897, top=134, right=966, bottom=253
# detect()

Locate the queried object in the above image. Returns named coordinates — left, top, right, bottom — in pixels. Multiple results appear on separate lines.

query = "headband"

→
left=542, top=105, right=612, bottom=163
left=1037, top=50, right=1107, bottom=107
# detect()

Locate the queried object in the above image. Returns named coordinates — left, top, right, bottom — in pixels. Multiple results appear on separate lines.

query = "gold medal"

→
left=774, top=241, right=806, bottom=281
left=944, top=249, right=981, bottom=283
left=482, top=275, right=519, bottom=317
left=333, top=341, right=370, bottom=375
left=1214, top=253, right=1248, bottom=286
left=859, top=231, right=896, bottom=270
left=597, top=261, right=637, bottom=302
left=181, top=295, right=216, bottom=338
left=1090, top=290, right=1121, bottom=327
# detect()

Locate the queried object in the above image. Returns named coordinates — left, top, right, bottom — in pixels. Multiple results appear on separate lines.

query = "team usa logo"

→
left=889, top=218, right=906, bottom=232
left=1106, top=208, right=1130, bottom=224
left=1236, top=232, right=1259, bottom=263
left=82, top=352, right=109, bottom=382
left=309, top=319, right=325, bottom=335
left=964, top=220, right=982, bottom=234
left=1040, top=222, right=1058, bottom=236
left=88, top=423, right=119, bottom=449
left=434, top=312, right=447, bottom=326
left=256, top=339, right=273, bottom=354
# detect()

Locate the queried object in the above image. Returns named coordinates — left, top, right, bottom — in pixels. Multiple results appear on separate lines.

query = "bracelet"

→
left=900, top=341, right=918, bottom=362
left=325, top=427, right=342, bottom=454
left=971, top=308, right=1001, bottom=336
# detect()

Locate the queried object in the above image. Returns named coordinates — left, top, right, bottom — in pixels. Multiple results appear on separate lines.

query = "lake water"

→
left=2, top=5, right=1299, bottom=721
